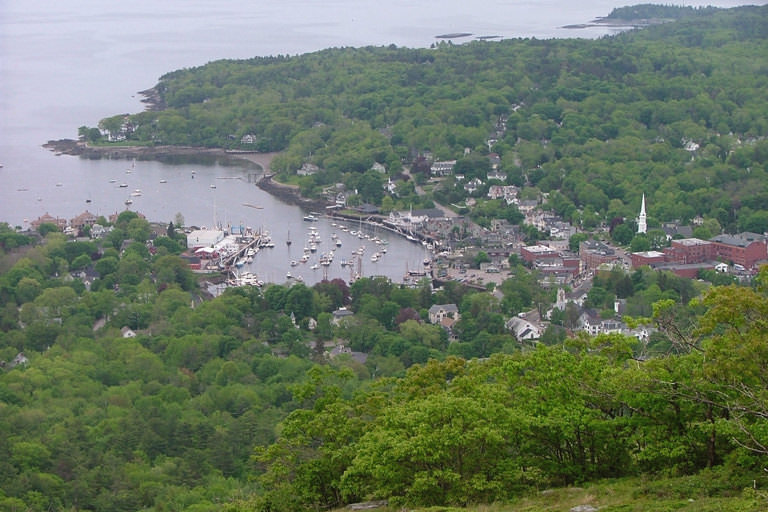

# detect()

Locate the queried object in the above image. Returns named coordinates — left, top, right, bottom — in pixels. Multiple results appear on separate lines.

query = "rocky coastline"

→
left=43, top=139, right=264, bottom=165
left=255, top=174, right=330, bottom=212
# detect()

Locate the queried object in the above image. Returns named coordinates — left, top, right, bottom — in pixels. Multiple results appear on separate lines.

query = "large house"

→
left=430, top=160, right=457, bottom=177
left=70, top=210, right=99, bottom=232
left=30, top=213, right=67, bottom=231
left=505, top=315, right=541, bottom=341
left=428, top=304, right=459, bottom=325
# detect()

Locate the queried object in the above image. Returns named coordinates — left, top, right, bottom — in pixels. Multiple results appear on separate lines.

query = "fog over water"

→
left=1, top=0, right=763, bottom=283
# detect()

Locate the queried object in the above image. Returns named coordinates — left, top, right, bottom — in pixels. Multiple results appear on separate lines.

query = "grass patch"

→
left=330, top=473, right=768, bottom=512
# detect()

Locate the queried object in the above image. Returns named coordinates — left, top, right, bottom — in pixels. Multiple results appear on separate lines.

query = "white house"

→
left=331, top=307, right=355, bottom=326
left=430, top=160, right=457, bottom=177
left=506, top=316, right=541, bottom=341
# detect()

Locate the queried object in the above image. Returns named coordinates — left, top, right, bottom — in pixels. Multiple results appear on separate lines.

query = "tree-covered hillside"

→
left=10, top=5, right=768, bottom=510
left=1, top=217, right=768, bottom=510
left=85, top=5, right=768, bottom=231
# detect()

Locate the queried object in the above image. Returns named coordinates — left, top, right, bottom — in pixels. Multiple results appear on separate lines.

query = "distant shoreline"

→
left=561, top=16, right=672, bottom=30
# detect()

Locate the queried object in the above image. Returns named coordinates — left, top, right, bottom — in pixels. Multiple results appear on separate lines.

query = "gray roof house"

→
left=428, top=304, right=459, bottom=324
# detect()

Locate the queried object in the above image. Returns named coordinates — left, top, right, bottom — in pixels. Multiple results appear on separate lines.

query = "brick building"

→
left=579, top=240, right=619, bottom=271
left=520, top=244, right=559, bottom=264
left=662, top=238, right=714, bottom=264
left=632, top=233, right=767, bottom=273
left=630, top=250, right=666, bottom=268
left=711, top=232, right=767, bottom=269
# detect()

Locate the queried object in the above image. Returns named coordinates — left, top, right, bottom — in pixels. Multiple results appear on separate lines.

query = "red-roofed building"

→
left=70, top=211, right=99, bottom=232
left=30, top=213, right=67, bottom=231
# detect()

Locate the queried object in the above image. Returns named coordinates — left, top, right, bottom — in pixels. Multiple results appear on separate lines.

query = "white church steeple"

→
left=637, top=193, right=647, bottom=234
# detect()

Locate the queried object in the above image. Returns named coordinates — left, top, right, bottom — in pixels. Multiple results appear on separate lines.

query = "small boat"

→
left=56, top=183, right=63, bottom=187
left=309, top=244, right=317, bottom=253
left=119, top=183, right=128, bottom=188
left=131, top=189, right=142, bottom=196
left=235, top=258, right=246, bottom=268
left=311, top=263, right=319, bottom=270
left=336, top=240, right=342, bottom=248
left=286, top=271, right=292, bottom=279
left=290, top=260, right=298, bottom=267
left=303, top=214, right=318, bottom=222
left=286, top=231, right=292, bottom=246
left=210, top=184, right=216, bottom=189
left=124, top=198, right=133, bottom=205
left=109, top=179, right=117, bottom=183
left=86, top=199, right=92, bottom=203
left=160, top=179, right=167, bottom=184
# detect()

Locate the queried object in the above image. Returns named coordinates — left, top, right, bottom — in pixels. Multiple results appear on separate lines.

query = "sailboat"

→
left=286, top=230, right=292, bottom=246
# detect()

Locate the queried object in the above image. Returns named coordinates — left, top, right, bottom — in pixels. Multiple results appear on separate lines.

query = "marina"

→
left=180, top=200, right=436, bottom=290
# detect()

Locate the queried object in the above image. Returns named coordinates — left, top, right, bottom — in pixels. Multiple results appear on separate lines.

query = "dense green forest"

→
left=1, top=216, right=768, bottom=511
left=84, top=5, right=768, bottom=232
left=7, top=4, right=768, bottom=511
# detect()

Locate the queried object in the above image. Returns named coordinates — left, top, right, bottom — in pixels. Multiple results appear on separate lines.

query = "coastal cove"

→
left=2, top=0, right=765, bottom=285
left=25, top=141, right=436, bottom=286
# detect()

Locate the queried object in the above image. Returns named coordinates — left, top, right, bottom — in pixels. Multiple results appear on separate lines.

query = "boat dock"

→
left=190, top=231, right=267, bottom=273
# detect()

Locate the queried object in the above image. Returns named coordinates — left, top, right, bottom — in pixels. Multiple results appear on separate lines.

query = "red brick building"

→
left=662, top=238, right=714, bottom=264
left=631, top=250, right=666, bottom=268
left=711, top=233, right=767, bottom=269
left=632, top=233, right=767, bottom=272
left=579, top=240, right=619, bottom=271
left=521, top=244, right=559, bottom=264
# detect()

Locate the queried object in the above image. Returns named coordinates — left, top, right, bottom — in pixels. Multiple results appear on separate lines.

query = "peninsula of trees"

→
left=81, top=5, right=768, bottom=234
